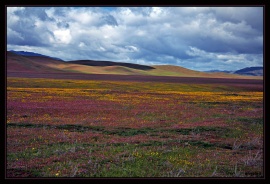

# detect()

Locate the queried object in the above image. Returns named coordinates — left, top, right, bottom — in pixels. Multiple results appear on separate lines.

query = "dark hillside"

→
left=69, top=60, right=155, bottom=70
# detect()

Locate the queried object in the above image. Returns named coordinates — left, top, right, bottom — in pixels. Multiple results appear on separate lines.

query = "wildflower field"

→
left=6, top=77, right=263, bottom=177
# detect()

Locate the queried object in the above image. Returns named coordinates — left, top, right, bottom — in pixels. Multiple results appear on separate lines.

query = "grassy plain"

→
left=6, top=77, right=263, bottom=177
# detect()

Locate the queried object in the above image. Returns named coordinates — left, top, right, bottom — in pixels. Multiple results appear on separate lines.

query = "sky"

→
left=6, top=6, right=263, bottom=71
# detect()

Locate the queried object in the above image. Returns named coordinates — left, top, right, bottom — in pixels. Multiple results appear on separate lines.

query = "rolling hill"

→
left=9, top=50, right=63, bottom=61
left=7, top=51, right=67, bottom=73
left=6, top=51, right=262, bottom=79
left=69, top=60, right=155, bottom=70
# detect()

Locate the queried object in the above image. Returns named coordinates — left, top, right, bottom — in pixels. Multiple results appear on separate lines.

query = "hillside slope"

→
left=69, top=60, right=154, bottom=70
left=7, top=51, right=67, bottom=73
left=150, top=65, right=262, bottom=79
left=6, top=51, right=262, bottom=79
left=9, top=50, right=63, bottom=61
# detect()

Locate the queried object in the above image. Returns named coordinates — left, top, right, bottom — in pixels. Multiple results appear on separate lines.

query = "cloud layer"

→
left=7, top=7, right=263, bottom=71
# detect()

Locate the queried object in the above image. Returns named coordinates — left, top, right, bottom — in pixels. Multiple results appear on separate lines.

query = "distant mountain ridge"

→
left=206, top=67, right=263, bottom=76
left=205, top=70, right=234, bottom=74
left=234, top=67, right=263, bottom=76
left=9, top=50, right=63, bottom=61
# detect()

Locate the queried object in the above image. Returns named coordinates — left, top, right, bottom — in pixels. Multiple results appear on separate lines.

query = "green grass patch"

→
left=103, top=127, right=155, bottom=136
left=235, top=117, right=263, bottom=124
left=7, top=122, right=105, bottom=133
left=225, top=117, right=263, bottom=136
left=168, top=126, right=228, bottom=135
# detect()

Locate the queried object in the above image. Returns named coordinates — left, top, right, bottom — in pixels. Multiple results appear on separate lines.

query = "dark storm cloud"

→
left=14, top=7, right=54, bottom=21
left=100, top=15, right=118, bottom=26
left=7, top=20, right=52, bottom=47
left=57, top=21, right=70, bottom=29
left=7, top=7, right=263, bottom=71
left=213, top=7, right=263, bottom=32
left=7, top=7, right=55, bottom=47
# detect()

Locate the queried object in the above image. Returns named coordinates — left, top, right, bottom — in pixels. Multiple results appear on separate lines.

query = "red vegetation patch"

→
left=7, top=169, right=36, bottom=178
left=6, top=77, right=263, bottom=177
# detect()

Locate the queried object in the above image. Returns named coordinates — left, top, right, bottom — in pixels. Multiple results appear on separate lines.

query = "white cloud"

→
left=150, top=7, right=165, bottom=18
left=7, top=6, right=263, bottom=71
left=97, top=46, right=106, bottom=52
left=79, top=42, right=86, bottom=48
left=53, top=29, right=72, bottom=44
left=125, top=45, right=139, bottom=52
left=7, top=7, right=25, bottom=15
left=69, top=10, right=95, bottom=25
